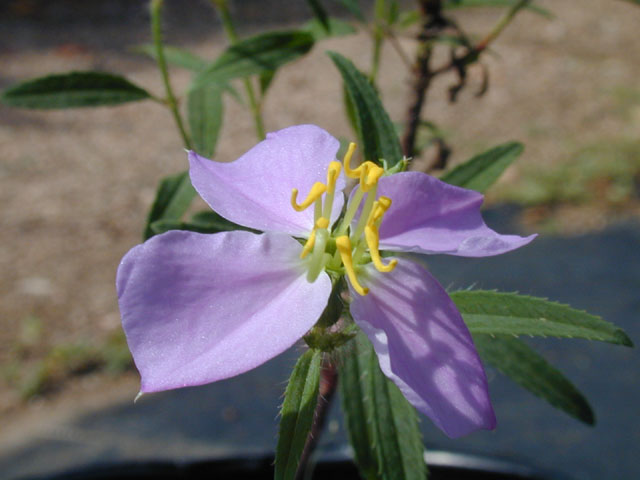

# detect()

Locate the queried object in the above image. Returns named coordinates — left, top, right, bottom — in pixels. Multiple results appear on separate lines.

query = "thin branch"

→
left=211, top=0, right=266, bottom=139
left=150, top=0, right=192, bottom=149
left=401, top=0, right=445, bottom=159
left=294, top=359, right=339, bottom=480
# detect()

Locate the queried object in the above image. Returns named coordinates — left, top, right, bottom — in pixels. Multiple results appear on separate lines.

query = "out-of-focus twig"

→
left=402, top=0, right=532, bottom=168
left=401, top=0, right=446, bottom=160
left=211, top=0, right=266, bottom=139
left=150, top=0, right=192, bottom=149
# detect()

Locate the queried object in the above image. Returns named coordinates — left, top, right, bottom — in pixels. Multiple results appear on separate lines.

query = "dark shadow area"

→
left=0, top=0, right=351, bottom=53
left=1, top=210, right=638, bottom=480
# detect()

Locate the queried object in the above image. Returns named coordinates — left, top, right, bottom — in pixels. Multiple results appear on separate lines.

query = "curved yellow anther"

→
left=326, top=162, right=342, bottom=193
left=335, top=235, right=369, bottom=296
left=291, top=182, right=327, bottom=212
left=343, top=142, right=362, bottom=179
left=300, top=229, right=317, bottom=259
left=377, top=196, right=392, bottom=212
left=365, top=225, right=397, bottom=273
left=368, top=196, right=392, bottom=225
left=360, top=162, right=384, bottom=192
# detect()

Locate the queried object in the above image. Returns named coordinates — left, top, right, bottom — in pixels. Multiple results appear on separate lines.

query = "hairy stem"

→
left=295, top=359, right=339, bottom=480
left=150, top=0, right=192, bottom=149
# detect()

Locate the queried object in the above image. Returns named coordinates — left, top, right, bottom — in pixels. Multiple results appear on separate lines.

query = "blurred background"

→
left=1, top=0, right=639, bottom=478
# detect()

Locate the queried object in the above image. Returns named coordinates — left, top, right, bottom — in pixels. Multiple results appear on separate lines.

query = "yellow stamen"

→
left=368, top=196, right=392, bottom=225
left=291, top=182, right=327, bottom=212
left=315, top=217, right=329, bottom=229
left=365, top=225, right=397, bottom=273
left=360, top=163, right=384, bottom=192
left=335, top=235, right=369, bottom=296
left=300, top=230, right=316, bottom=259
left=326, top=161, right=342, bottom=193
left=343, top=142, right=361, bottom=179
left=323, top=162, right=342, bottom=219
left=300, top=217, right=330, bottom=259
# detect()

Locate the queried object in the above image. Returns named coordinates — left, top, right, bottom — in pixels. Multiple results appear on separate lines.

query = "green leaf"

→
left=473, top=334, right=594, bottom=424
left=336, top=0, right=365, bottom=21
left=397, top=10, right=420, bottom=29
left=192, top=31, right=314, bottom=89
left=328, top=51, right=403, bottom=167
left=188, top=84, right=223, bottom=158
left=339, top=332, right=426, bottom=480
left=144, top=171, right=196, bottom=240
left=443, top=0, right=554, bottom=18
left=135, top=44, right=208, bottom=71
left=275, top=349, right=323, bottom=480
left=306, top=0, right=330, bottom=31
left=452, top=290, right=633, bottom=346
left=259, top=70, right=276, bottom=97
left=1, top=72, right=151, bottom=109
left=440, top=141, right=523, bottom=193
left=301, top=17, right=357, bottom=41
left=150, top=210, right=259, bottom=235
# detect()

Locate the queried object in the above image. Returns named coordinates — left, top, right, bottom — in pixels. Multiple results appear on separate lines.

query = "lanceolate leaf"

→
left=339, top=332, right=426, bottom=480
left=302, top=17, right=357, bottom=41
left=440, top=141, right=523, bottom=193
left=143, top=171, right=196, bottom=240
left=1, top=72, right=151, bottom=109
left=328, top=51, right=403, bottom=167
left=336, top=0, right=366, bottom=21
left=473, top=334, right=595, bottom=424
left=306, top=0, right=330, bottom=31
left=275, top=349, right=323, bottom=480
left=192, top=31, right=314, bottom=89
left=188, top=84, right=224, bottom=158
left=452, top=290, right=633, bottom=346
left=339, top=333, right=379, bottom=480
left=135, top=44, right=208, bottom=71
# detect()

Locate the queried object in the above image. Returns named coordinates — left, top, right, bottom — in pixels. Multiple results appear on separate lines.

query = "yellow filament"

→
left=291, top=182, right=327, bottom=212
left=300, top=217, right=330, bottom=259
left=315, top=217, right=329, bottom=229
left=336, top=235, right=369, bottom=296
left=360, top=163, right=384, bottom=192
left=300, top=230, right=316, bottom=259
left=290, top=139, right=397, bottom=293
left=326, top=161, right=342, bottom=193
left=365, top=225, right=397, bottom=272
left=343, top=142, right=361, bottom=179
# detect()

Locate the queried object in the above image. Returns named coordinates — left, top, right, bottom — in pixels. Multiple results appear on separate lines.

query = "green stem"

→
left=212, top=0, right=266, bottom=139
left=476, top=0, right=531, bottom=51
left=150, top=0, right=192, bottom=149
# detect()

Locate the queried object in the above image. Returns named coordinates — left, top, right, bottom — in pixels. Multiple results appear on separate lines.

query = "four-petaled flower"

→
left=117, top=124, right=535, bottom=438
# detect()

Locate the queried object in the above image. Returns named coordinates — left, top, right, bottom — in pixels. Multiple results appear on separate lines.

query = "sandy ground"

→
left=1, top=0, right=639, bottom=430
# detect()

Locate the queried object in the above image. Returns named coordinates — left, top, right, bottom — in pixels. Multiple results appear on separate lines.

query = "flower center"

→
left=290, top=143, right=397, bottom=296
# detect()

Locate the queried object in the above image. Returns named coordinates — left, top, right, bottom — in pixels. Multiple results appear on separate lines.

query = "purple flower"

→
left=117, top=125, right=535, bottom=438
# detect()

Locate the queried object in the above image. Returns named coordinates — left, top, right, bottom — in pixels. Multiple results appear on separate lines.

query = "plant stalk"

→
left=401, top=0, right=443, bottom=159
left=211, top=0, right=266, bottom=139
left=295, top=359, right=339, bottom=480
left=150, top=0, right=192, bottom=149
left=475, top=0, right=531, bottom=51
